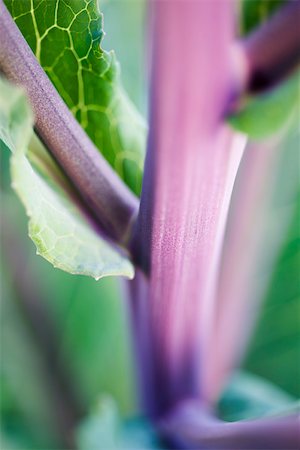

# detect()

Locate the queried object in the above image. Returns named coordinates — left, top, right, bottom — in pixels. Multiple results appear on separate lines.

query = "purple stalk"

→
left=0, top=0, right=138, bottom=245
left=130, top=0, right=245, bottom=415
left=240, top=0, right=300, bottom=93
left=207, top=135, right=288, bottom=400
left=127, top=270, right=153, bottom=410
left=159, top=400, right=300, bottom=449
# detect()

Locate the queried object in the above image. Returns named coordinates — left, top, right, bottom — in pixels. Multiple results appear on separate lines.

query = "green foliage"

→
left=76, top=396, right=162, bottom=449
left=0, top=249, right=62, bottom=449
left=240, top=0, right=285, bottom=34
left=100, top=0, right=147, bottom=116
left=218, top=371, right=298, bottom=422
left=230, top=1, right=299, bottom=139
left=0, top=77, right=134, bottom=279
left=233, top=126, right=300, bottom=399
left=50, top=275, right=135, bottom=415
left=1, top=199, right=136, bottom=449
left=1, top=191, right=136, bottom=447
left=229, top=72, right=300, bottom=139
left=243, top=187, right=300, bottom=397
left=5, top=0, right=146, bottom=195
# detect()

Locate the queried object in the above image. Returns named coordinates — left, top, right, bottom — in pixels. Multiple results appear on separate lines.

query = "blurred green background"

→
left=1, top=1, right=147, bottom=448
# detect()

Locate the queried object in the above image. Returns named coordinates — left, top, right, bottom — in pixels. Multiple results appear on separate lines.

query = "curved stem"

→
left=0, top=0, right=138, bottom=246
left=160, top=401, right=300, bottom=450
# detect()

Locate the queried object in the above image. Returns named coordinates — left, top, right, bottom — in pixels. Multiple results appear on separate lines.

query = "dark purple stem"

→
left=0, top=0, right=138, bottom=246
left=241, top=0, right=300, bottom=93
left=159, top=401, right=300, bottom=450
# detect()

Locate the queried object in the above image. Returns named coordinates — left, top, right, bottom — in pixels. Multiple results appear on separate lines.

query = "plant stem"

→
left=241, top=0, right=300, bottom=93
left=207, top=135, right=284, bottom=401
left=0, top=0, right=138, bottom=246
left=159, top=400, right=300, bottom=449
left=130, top=0, right=245, bottom=416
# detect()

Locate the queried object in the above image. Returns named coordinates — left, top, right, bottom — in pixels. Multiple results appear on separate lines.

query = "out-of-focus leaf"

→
left=0, top=77, right=134, bottom=279
left=243, top=188, right=300, bottom=397
left=229, top=72, right=300, bottom=139
left=0, top=429, right=34, bottom=450
left=240, top=0, right=285, bottom=34
left=218, top=371, right=298, bottom=423
left=76, top=396, right=162, bottom=450
left=101, top=0, right=147, bottom=116
left=4, top=0, right=146, bottom=195
left=56, top=276, right=135, bottom=415
left=1, top=190, right=135, bottom=436
left=209, top=125, right=300, bottom=400
left=0, top=251, right=61, bottom=449
left=229, top=1, right=299, bottom=138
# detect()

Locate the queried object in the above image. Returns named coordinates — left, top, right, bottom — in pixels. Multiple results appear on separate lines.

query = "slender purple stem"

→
left=241, top=0, right=300, bottom=93
left=0, top=0, right=138, bottom=246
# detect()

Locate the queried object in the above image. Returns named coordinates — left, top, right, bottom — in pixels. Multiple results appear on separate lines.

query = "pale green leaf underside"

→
left=0, top=78, right=134, bottom=280
left=5, top=0, right=146, bottom=195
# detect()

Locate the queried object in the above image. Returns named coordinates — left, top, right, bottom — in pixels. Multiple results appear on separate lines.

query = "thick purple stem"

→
left=0, top=0, right=138, bottom=245
left=130, top=0, right=244, bottom=416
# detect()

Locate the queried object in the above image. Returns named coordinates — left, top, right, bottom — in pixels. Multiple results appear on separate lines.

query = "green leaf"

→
left=231, top=126, right=300, bottom=398
left=4, top=0, right=146, bottom=195
left=240, top=0, right=285, bottom=35
left=218, top=371, right=298, bottom=423
left=0, top=77, right=134, bottom=280
left=0, top=245, right=62, bottom=448
left=229, top=1, right=299, bottom=138
left=76, top=396, right=162, bottom=450
left=243, top=187, right=300, bottom=397
left=229, top=71, right=300, bottom=139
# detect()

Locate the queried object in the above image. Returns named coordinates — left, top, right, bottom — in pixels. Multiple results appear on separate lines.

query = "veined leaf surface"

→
left=0, top=77, right=134, bottom=280
left=4, top=0, right=146, bottom=195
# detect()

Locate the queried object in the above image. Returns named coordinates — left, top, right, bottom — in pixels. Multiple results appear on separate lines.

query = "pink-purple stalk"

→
left=131, top=0, right=246, bottom=414
left=129, top=0, right=300, bottom=447
left=207, top=134, right=290, bottom=401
